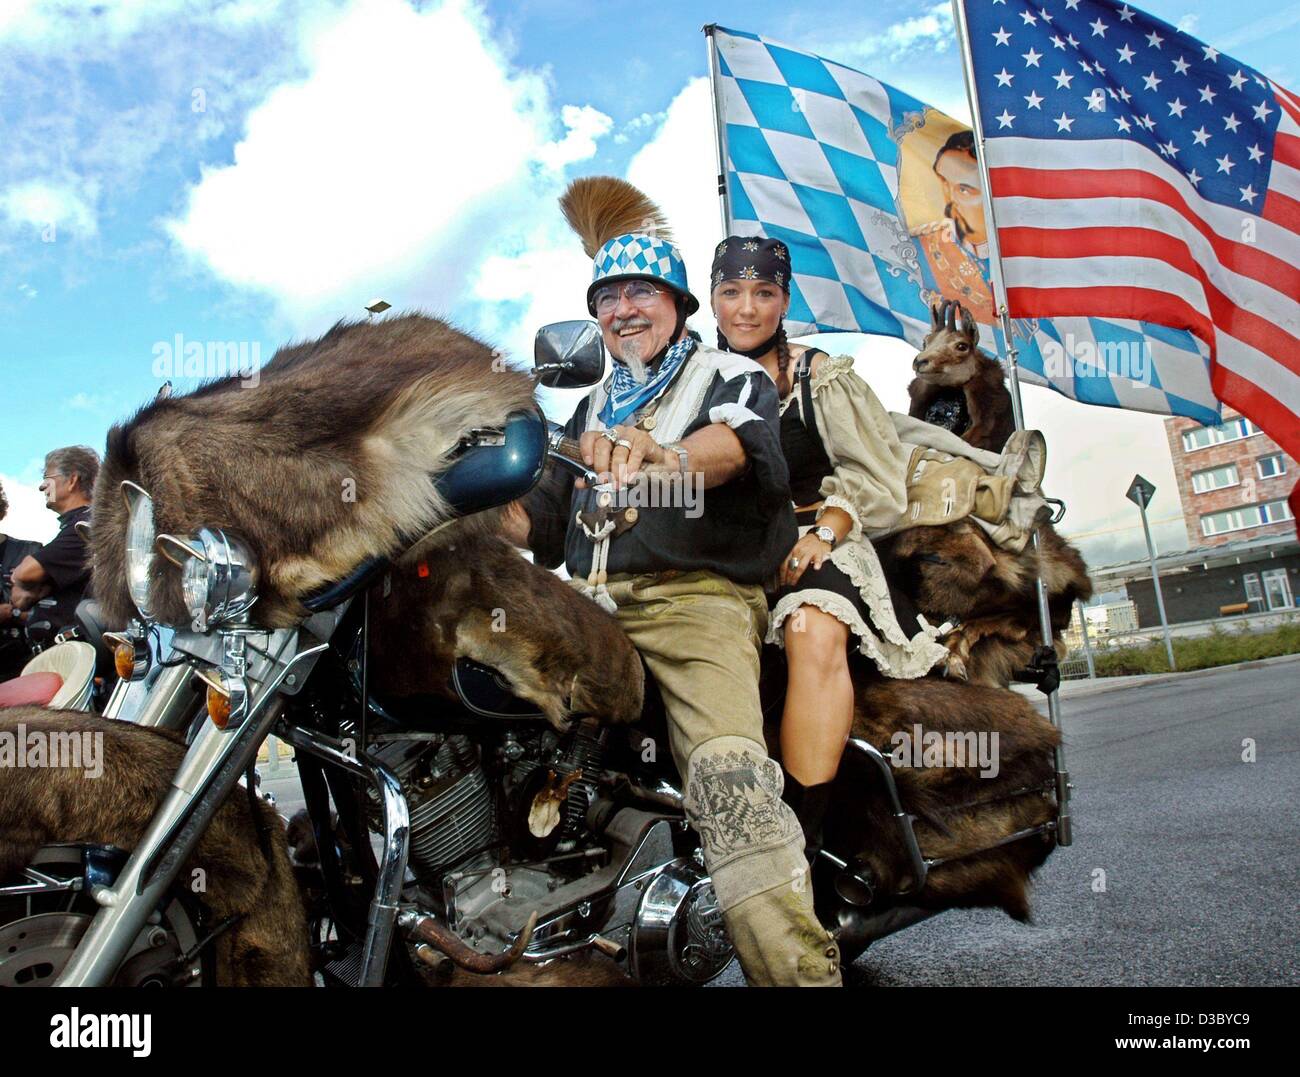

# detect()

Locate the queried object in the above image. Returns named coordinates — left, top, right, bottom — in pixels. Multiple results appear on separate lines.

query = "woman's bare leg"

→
left=781, top=605, right=854, bottom=785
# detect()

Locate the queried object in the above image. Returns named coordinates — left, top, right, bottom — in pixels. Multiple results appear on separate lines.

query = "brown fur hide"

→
left=0, top=708, right=310, bottom=986
left=908, top=300, right=1016, bottom=452
left=880, top=520, right=1093, bottom=687
left=850, top=677, right=1061, bottom=921
left=367, top=536, right=643, bottom=730
left=91, top=314, right=536, bottom=630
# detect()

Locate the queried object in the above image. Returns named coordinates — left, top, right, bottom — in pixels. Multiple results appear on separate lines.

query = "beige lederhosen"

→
left=579, top=569, right=841, bottom=987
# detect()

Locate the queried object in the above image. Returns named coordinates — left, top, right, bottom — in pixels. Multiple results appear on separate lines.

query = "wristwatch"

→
left=812, top=525, right=838, bottom=550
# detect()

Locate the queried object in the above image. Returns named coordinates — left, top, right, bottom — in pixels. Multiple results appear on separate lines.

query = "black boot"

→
left=782, top=774, right=834, bottom=863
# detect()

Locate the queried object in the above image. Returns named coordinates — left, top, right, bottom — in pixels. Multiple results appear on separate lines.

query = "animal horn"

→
left=944, top=300, right=956, bottom=331
left=930, top=300, right=944, bottom=330
left=957, top=303, right=976, bottom=337
left=560, top=176, right=673, bottom=258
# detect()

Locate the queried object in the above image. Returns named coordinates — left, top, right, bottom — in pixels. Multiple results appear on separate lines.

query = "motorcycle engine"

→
left=365, top=723, right=603, bottom=880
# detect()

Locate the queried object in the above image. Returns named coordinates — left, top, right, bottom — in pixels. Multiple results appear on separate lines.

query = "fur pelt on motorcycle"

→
left=0, top=708, right=311, bottom=986
left=367, top=535, right=644, bottom=730
left=849, top=676, right=1061, bottom=921
left=91, top=314, right=537, bottom=630
left=880, top=519, right=1092, bottom=687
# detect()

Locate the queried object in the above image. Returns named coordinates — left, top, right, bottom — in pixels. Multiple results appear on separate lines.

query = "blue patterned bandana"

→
left=598, top=336, right=696, bottom=428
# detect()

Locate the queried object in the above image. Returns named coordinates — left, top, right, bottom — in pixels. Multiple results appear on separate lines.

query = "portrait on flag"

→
left=708, top=22, right=1222, bottom=424
left=898, top=117, right=996, bottom=325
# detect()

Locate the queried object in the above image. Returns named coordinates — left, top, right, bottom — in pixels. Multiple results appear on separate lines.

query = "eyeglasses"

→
left=592, top=280, right=664, bottom=315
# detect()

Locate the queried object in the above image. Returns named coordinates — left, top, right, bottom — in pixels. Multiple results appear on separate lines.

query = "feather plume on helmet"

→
left=559, top=176, right=699, bottom=316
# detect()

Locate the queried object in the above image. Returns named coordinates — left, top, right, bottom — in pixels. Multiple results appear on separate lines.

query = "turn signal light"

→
left=113, top=642, right=137, bottom=680
left=207, top=684, right=232, bottom=728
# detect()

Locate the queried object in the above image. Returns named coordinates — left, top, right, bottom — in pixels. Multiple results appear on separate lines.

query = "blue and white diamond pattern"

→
left=593, top=233, right=684, bottom=286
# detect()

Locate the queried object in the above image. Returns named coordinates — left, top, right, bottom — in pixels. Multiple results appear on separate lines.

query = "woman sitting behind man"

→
left=708, top=236, right=949, bottom=856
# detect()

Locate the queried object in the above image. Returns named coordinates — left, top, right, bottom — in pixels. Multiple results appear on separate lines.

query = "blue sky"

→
left=0, top=0, right=1293, bottom=562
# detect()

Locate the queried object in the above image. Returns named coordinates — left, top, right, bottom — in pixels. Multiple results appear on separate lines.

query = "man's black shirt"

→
left=29, top=504, right=92, bottom=633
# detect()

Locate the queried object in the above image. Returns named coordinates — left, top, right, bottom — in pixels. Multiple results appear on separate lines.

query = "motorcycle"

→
left=0, top=315, right=1068, bottom=987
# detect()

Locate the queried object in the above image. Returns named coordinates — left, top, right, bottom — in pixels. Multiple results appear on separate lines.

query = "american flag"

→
left=962, top=0, right=1300, bottom=520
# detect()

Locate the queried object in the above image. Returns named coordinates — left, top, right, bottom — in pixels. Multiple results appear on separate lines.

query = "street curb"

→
left=1013, top=650, right=1300, bottom=702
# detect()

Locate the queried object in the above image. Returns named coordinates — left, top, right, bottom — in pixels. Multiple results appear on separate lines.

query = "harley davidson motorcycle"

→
left=0, top=317, right=1069, bottom=987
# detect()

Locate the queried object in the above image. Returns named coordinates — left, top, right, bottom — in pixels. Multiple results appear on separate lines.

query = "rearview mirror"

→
left=534, top=320, right=606, bottom=389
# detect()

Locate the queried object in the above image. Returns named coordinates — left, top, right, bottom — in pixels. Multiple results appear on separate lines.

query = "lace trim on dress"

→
left=818, top=494, right=862, bottom=539
left=766, top=586, right=946, bottom=680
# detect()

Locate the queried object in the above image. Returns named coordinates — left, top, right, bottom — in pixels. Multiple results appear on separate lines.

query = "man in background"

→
left=7, top=446, right=99, bottom=641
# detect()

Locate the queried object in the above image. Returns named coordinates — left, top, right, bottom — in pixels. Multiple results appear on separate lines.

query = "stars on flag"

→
left=965, top=0, right=1282, bottom=214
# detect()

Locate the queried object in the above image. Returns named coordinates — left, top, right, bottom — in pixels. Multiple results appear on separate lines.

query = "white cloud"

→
left=0, top=179, right=99, bottom=237
left=0, top=474, right=58, bottom=544
left=626, top=77, right=724, bottom=335
left=838, top=3, right=954, bottom=64
left=536, top=105, right=614, bottom=170
left=166, top=0, right=611, bottom=330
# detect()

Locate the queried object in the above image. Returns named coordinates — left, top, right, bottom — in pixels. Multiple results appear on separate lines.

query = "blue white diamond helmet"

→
left=587, top=232, right=699, bottom=317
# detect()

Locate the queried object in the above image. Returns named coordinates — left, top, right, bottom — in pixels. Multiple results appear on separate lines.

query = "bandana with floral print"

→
left=710, top=235, right=791, bottom=292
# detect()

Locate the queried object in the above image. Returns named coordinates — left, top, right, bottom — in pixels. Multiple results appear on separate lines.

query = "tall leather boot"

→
left=782, top=774, right=834, bottom=863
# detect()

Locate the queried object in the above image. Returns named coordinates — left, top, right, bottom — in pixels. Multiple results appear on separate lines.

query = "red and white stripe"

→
left=984, top=89, right=1300, bottom=489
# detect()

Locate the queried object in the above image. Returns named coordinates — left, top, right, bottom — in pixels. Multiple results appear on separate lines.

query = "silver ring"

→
left=788, top=557, right=800, bottom=569
left=615, top=438, right=633, bottom=449
left=601, top=429, right=619, bottom=444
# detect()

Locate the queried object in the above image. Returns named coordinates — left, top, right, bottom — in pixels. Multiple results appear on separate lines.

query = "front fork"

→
left=53, top=640, right=326, bottom=986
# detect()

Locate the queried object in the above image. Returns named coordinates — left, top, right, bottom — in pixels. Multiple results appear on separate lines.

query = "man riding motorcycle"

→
left=503, top=177, right=840, bottom=986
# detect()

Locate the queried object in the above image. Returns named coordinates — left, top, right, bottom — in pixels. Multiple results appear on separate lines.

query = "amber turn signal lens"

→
left=207, top=684, right=232, bottom=728
left=114, top=642, right=137, bottom=680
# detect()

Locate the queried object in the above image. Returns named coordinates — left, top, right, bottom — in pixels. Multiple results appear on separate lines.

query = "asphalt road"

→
left=829, top=659, right=1299, bottom=987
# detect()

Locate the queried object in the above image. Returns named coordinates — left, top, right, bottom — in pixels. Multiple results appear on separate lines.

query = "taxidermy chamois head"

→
left=913, top=299, right=987, bottom=386
left=908, top=300, right=1016, bottom=453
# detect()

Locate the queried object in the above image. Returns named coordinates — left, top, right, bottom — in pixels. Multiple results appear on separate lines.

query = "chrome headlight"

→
left=122, top=482, right=157, bottom=619
left=160, top=527, right=258, bottom=631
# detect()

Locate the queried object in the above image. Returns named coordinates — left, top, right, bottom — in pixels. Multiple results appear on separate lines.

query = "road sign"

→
left=1126, top=474, right=1156, bottom=509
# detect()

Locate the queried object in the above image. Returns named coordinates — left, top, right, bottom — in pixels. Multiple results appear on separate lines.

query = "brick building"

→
left=1163, top=408, right=1296, bottom=549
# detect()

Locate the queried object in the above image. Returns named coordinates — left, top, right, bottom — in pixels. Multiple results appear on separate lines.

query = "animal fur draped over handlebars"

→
left=0, top=708, right=311, bottom=986
left=91, top=314, right=537, bottom=629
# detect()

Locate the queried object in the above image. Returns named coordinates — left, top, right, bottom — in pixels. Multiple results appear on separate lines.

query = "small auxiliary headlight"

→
left=156, top=527, right=258, bottom=631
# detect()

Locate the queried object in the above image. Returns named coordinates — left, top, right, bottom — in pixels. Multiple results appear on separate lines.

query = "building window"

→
left=1257, top=454, right=1287, bottom=479
left=1201, top=499, right=1295, bottom=536
left=1243, top=573, right=1266, bottom=613
left=1201, top=505, right=1263, bottom=536
left=1181, top=416, right=1261, bottom=452
left=1191, top=463, right=1240, bottom=493
left=1262, top=568, right=1294, bottom=609
left=1261, top=498, right=1295, bottom=524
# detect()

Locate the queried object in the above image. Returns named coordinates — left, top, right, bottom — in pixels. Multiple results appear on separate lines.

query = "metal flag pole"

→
left=704, top=24, right=733, bottom=232
left=950, top=0, right=1072, bottom=845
